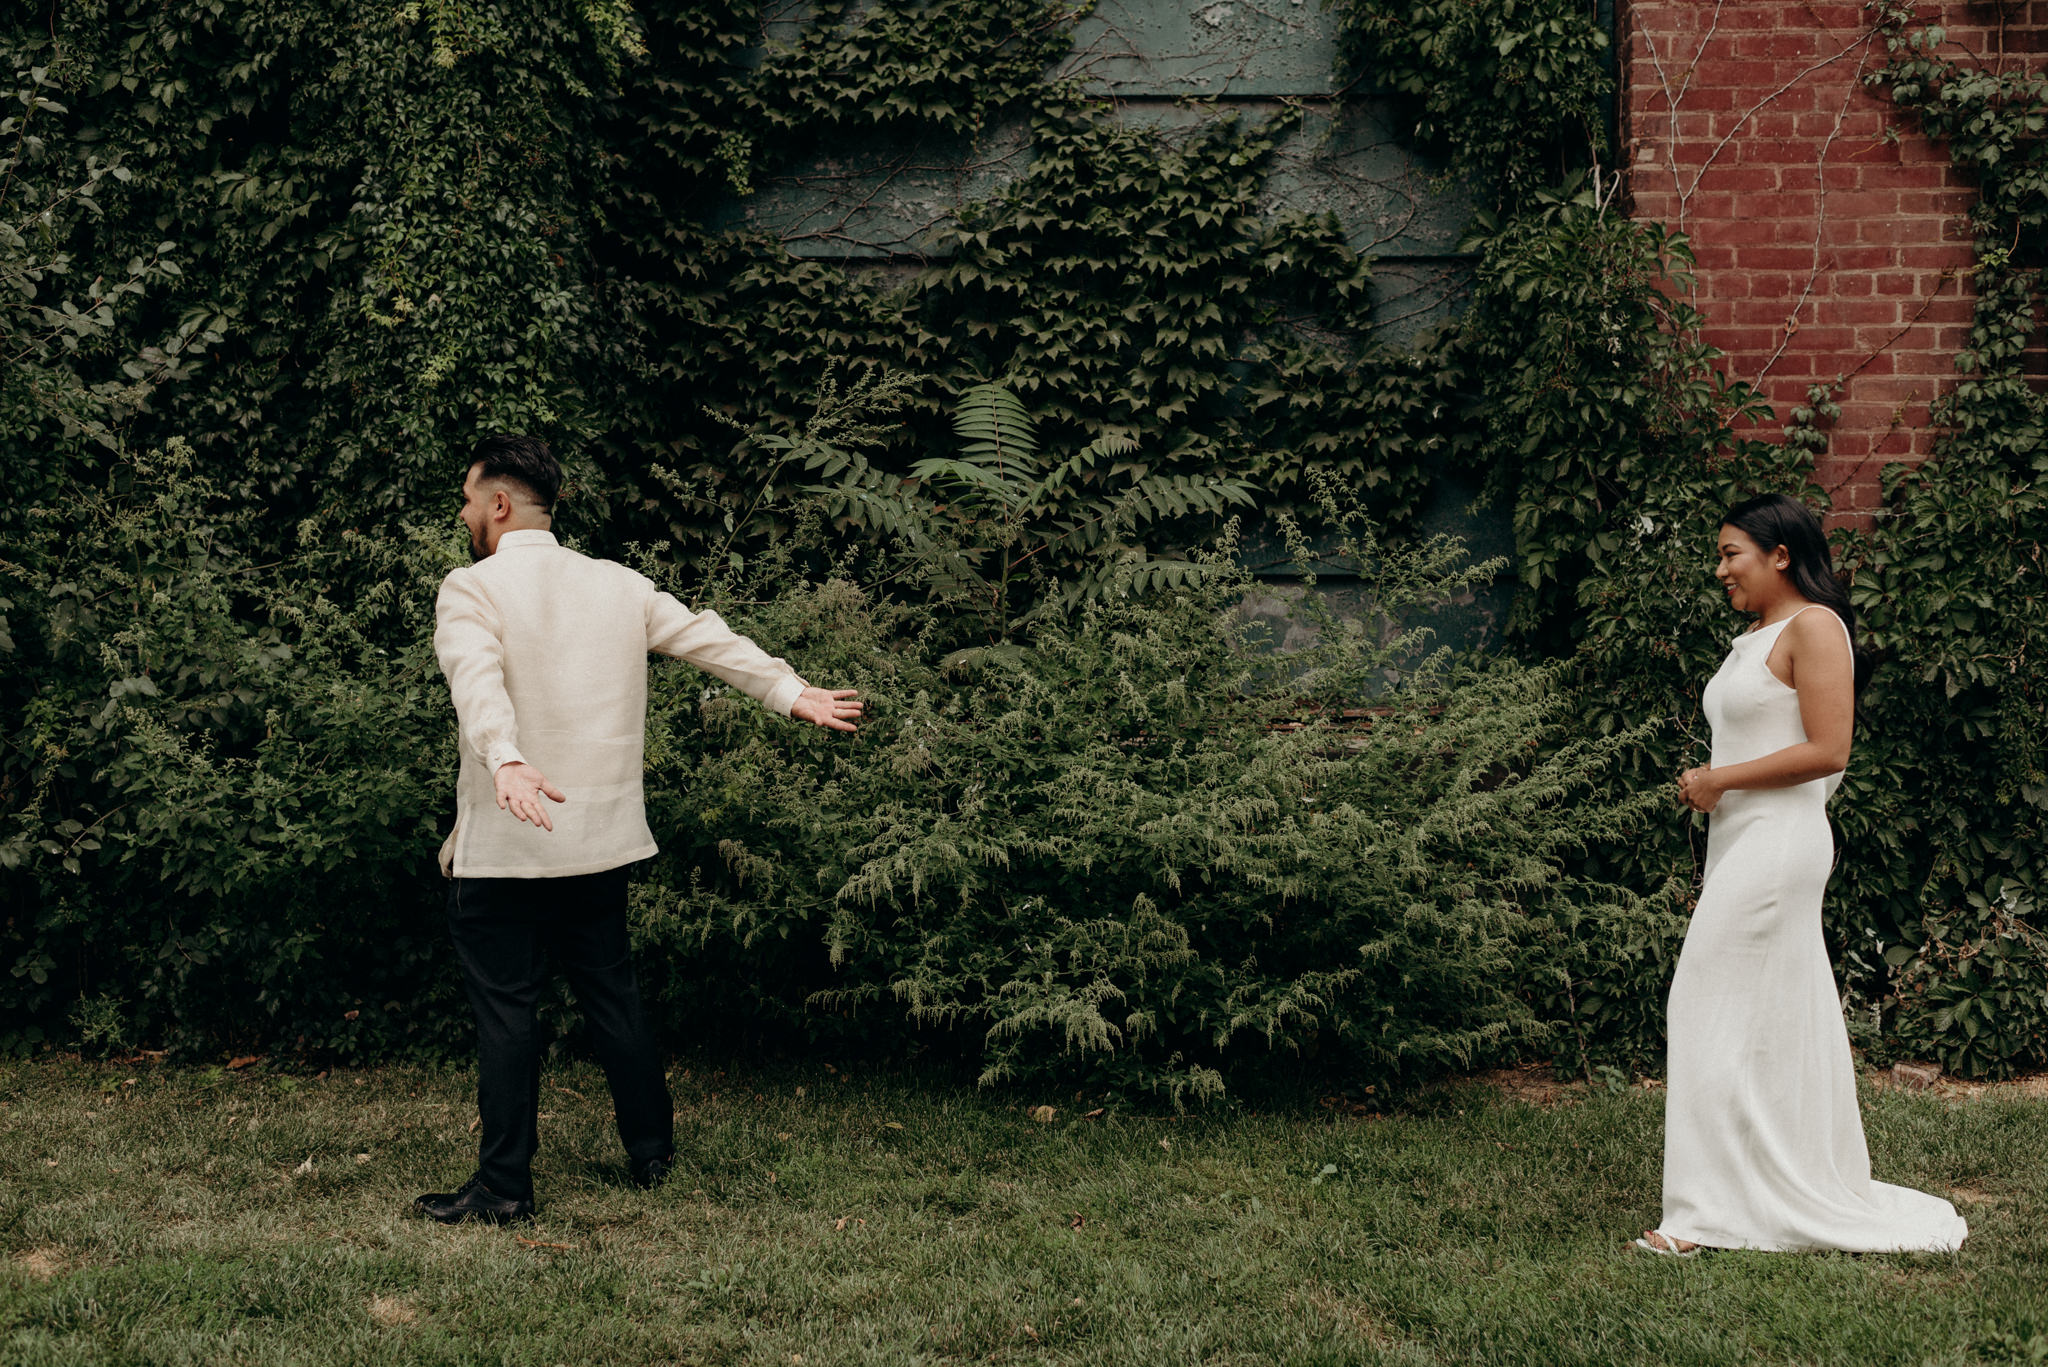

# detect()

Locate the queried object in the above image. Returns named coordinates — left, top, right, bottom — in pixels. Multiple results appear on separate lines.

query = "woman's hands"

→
left=1677, top=766, right=1724, bottom=813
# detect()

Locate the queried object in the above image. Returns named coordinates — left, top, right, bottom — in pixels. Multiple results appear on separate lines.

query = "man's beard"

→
left=468, top=528, right=489, bottom=561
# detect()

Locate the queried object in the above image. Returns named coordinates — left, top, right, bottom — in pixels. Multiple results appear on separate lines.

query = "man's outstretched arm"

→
left=789, top=687, right=863, bottom=732
left=645, top=588, right=862, bottom=731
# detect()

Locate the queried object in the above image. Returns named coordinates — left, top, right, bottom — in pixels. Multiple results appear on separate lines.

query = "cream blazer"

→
left=433, top=530, right=807, bottom=878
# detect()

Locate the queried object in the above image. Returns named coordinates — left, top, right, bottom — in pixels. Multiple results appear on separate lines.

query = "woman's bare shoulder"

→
left=1786, top=604, right=1851, bottom=657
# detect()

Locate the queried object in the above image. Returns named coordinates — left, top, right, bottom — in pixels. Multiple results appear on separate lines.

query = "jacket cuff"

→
left=762, top=675, right=806, bottom=718
left=487, top=742, right=527, bottom=772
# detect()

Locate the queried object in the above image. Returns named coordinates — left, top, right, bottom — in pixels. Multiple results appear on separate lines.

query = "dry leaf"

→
left=794, top=1086, right=805, bottom=1099
left=1158, top=1138, right=1172, bottom=1151
left=292, top=1156, right=314, bottom=1177
left=882, top=1121, right=903, bottom=1131
left=467, top=1116, right=480, bottom=1134
left=355, top=1153, right=371, bottom=1164
left=228, top=1055, right=260, bottom=1070
left=43, top=1158, right=57, bottom=1167
left=834, top=1217, right=848, bottom=1231
left=1021, top=1324, right=1039, bottom=1341
left=1068, top=1214, right=1085, bottom=1230
left=1081, top=1108, right=1105, bottom=1120
left=775, top=1132, right=792, bottom=1141
left=1029, top=1105, right=1056, bottom=1124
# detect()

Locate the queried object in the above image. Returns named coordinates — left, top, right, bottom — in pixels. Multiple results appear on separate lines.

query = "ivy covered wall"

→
left=4, top=0, right=2043, bottom=1082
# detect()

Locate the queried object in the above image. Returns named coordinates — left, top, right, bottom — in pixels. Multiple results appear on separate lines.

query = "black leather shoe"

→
left=412, top=1175, right=534, bottom=1224
left=630, top=1156, right=673, bottom=1191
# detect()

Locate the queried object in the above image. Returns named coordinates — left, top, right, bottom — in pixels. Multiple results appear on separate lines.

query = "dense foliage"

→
left=3, top=0, right=2041, bottom=1082
left=630, top=485, right=1660, bottom=1101
left=1844, top=4, right=2048, bottom=1078
left=1338, top=0, right=2047, bottom=1076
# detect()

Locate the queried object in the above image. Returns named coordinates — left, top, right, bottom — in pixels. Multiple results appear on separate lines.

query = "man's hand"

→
left=495, top=761, right=567, bottom=831
left=790, top=687, right=863, bottom=733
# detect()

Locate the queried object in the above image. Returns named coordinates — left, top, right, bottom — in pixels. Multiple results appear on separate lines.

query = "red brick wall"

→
left=1620, top=2, right=2045, bottom=520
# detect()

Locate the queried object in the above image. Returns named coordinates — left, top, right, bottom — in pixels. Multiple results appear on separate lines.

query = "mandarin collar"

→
left=495, top=529, right=558, bottom=552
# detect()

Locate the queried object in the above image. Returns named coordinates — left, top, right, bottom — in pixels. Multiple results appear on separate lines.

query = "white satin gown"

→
left=1658, top=606, right=1967, bottom=1252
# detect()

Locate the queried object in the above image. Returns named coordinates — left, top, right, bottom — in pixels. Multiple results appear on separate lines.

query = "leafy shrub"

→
left=1885, top=882, right=2048, bottom=1080
left=2, top=418, right=1667, bottom=1101
left=1, top=442, right=465, bottom=1059
left=627, top=493, right=1664, bottom=1101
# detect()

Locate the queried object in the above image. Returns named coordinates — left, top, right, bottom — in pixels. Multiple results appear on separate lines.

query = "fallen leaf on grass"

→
left=292, top=1156, right=314, bottom=1177
left=1068, top=1214, right=1085, bottom=1230
left=1081, top=1108, right=1105, bottom=1120
left=467, top=1117, right=480, bottom=1134
left=881, top=1121, right=903, bottom=1131
left=551, top=1084, right=587, bottom=1102
left=1158, top=1138, right=1172, bottom=1151
left=43, top=1158, right=57, bottom=1167
left=832, top=1216, right=867, bottom=1231
left=1020, top=1323, right=1040, bottom=1341
left=1029, top=1106, right=1056, bottom=1124
left=355, top=1153, right=371, bottom=1164
left=228, top=1055, right=261, bottom=1070
left=514, top=1237, right=576, bottom=1251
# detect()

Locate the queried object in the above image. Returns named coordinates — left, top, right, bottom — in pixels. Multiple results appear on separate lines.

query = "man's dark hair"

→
left=470, top=434, right=561, bottom=510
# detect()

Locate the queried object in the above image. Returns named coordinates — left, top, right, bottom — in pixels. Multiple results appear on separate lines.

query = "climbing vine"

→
left=3, top=0, right=2041, bottom=1079
left=1842, top=3, right=2048, bottom=1078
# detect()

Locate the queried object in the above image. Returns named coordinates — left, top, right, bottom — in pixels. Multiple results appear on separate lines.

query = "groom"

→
left=414, top=434, right=862, bottom=1224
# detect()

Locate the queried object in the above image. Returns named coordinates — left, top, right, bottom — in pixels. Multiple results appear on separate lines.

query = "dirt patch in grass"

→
left=366, top=1295, right=418, bottom=1327
left=1867, top=1066, right=2048, bottom=1101
left=13, top=1248, right=64, bottom=1279
left=1467, top=1062, right=1590, bottom=1109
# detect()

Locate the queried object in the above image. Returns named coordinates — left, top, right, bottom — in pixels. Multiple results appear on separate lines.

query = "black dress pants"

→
left=446, top=867, right=673, bottom=1200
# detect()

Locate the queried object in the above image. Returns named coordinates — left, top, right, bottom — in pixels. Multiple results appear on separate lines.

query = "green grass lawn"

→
left=1, top=1057, right=2043, bottom=1366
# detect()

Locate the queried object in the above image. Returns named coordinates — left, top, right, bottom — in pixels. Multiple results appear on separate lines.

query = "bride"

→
left=1637, top=493, right=1967, bottom=1256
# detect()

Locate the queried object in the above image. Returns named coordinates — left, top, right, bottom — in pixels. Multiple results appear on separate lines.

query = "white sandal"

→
left=1631, top=1230, right=1701, bottom=1257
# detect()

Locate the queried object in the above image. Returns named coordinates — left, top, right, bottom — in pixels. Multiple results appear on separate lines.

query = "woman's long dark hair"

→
left=1721, top=493, right=1870, bottom=694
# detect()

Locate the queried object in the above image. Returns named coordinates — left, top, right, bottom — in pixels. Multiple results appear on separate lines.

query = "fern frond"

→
left=953, top=382, right=1041, bottom=469
left=905, top=457, right=1028, bottom=509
